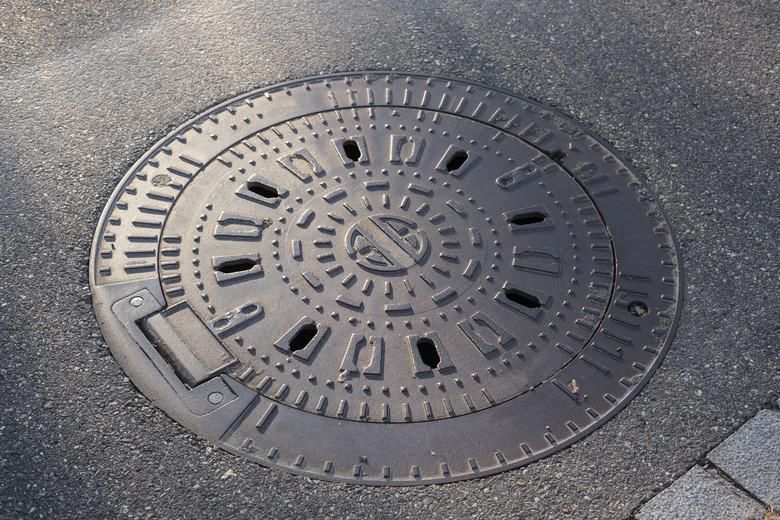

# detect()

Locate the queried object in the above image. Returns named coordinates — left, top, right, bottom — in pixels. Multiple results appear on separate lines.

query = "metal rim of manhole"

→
left=89, top=71, right=683, bottom=485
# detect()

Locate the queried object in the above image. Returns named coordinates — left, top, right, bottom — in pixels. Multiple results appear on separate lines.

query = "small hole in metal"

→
left=247, top=181, right=279, bottom=199
left=417, top=337, right=440, bottom=369
left=343, top=140, right=361, bottom=161
left=504, top=288, right=541, bottom=308
left=628, top=301, right=649, bottom=317
left=509, top=212, right=546, bottom=226
left=290, top=323, right=317, bottom=351
left=216, top=258, right=257, bottom=274
left=445, top=151, right=468, bottom=171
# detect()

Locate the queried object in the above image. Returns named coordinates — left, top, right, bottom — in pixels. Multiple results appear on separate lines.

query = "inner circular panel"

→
left=160, top=107, right=613, bottom=423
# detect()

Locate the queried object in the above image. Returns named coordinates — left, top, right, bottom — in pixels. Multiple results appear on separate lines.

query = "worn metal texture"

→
left=89, top=72, right=683, bottom=485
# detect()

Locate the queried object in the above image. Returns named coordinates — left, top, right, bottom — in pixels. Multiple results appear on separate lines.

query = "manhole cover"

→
left=90, top=72, right=683, bottom=485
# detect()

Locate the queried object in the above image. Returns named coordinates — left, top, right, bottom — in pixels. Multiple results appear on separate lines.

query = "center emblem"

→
left=344, top=214, right=430, bottom=273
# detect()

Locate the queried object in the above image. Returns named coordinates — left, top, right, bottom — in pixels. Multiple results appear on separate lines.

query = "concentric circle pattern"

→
left=90, top=72, right=682, bottom=485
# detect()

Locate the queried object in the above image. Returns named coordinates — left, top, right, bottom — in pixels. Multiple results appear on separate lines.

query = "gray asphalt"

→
left=0, top=1, right=778, bottom=519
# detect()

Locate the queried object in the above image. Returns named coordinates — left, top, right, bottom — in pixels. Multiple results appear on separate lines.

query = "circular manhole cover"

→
left=90, top=72, right=682, bottom=485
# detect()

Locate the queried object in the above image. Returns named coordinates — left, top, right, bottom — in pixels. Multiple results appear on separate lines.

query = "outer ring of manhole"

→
left=89, top=71, right=683, bottom=485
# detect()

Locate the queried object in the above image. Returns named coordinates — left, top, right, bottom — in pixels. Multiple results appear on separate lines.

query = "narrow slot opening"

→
left=247, top=181, right=279, bottom=199
left=216, top=258, right=257, bottom=274
left=504, top=288, right=541, bottom=308
left=445, top=151, right=468, bottom=171
left=416, top=337, right=440, bottom=369
left=343, top=140, right=361, bottom=161
left=509, top=212, right=546, bottom=226
left=290, top=323, right=318, bottom=351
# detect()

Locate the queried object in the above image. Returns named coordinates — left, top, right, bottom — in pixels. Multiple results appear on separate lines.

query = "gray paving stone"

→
left=637, top=466, right=765, bottom=520
left=708, top=409, right=780, bottom=510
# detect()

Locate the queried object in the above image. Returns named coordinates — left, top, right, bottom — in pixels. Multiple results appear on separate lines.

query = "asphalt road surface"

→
left=1, top=1, right=778, bottom=518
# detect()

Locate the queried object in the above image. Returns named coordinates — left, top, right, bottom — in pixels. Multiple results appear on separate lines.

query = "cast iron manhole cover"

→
left=90, top=72, right=683, bottom=485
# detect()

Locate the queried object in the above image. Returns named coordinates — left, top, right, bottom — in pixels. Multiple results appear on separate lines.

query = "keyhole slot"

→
left=416, top=337, right=440, bottom=369
left=509, top=211, right=547, bottom=226
left=445, top=151, right=468, bottom=172
left=247, top=180, right=279, bottom=199
left=503, top=288, right=542, bottom=308
left=343, top=140, right=361, bottom=161
left=290, top=323, right=318, bottom=352
left=215, top=258, right=258, bottom=274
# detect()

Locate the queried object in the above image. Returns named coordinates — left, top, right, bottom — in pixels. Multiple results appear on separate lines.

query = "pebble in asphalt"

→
left=1, top=1, right=778, bottom=519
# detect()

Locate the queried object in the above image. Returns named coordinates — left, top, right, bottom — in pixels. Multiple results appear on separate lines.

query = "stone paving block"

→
left=637, top=465, right=765, bottom=520
left=708, top=409, right=780, bottom=510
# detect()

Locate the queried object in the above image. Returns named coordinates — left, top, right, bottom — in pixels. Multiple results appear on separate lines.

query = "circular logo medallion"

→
left=345, top=214, right=430, bottom=273
left=89, top=72, right=683, bottom=485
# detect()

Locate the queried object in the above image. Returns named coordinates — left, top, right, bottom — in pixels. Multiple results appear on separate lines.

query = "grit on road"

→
left=0, top=1, right=778, bottom=519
